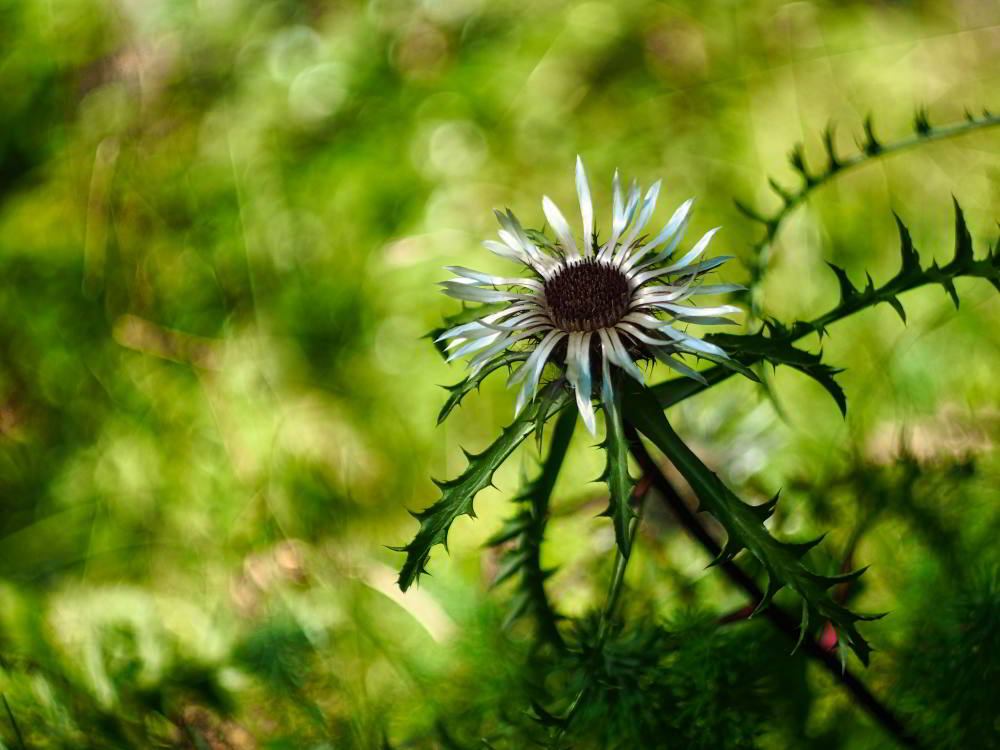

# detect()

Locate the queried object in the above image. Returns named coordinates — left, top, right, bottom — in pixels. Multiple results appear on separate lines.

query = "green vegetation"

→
left=1, top=1, right=998, bottom=747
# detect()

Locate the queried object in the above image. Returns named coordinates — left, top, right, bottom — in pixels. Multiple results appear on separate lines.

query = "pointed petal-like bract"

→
left=542, top=196, right=579, bottom=260
left=576, top=156, right=594, bottom=256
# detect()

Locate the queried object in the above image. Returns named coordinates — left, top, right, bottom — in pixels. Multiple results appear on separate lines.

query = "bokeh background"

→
left=1, top=0, right=998, bottom=747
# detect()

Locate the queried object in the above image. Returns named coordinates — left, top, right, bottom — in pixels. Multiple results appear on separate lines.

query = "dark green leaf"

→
left=705, top=330, right=847, bottom=416
left=651, top=201, right=999, bottom=411
left=952, top=197, right=974, bottom=266
left=624, top=386, right=879, bottom=665
left=438, top=352, right=529, bottom=425
left=487, top=404, right=576, bottom=647
left=600, top=382, right=636, bottom=559
left=827, top=262, right=859, bottom=304
left=395, top=395, right=566, bottom=591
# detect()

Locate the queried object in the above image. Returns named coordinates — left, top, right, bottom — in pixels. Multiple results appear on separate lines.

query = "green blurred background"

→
left=0, top=0, right=998, bottom=747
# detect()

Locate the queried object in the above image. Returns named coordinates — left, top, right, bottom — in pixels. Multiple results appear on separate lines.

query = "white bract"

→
left=438, top=157, right=741, bottom=434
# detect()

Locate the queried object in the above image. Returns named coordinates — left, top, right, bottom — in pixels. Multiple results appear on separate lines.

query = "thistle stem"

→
left=748, top=111, right=1000, bottom=315
left=550, top=470, right=650, bottom=747
left=596, top=487, right=648, bottom=647
left=625, top=425, right=925, bottom=750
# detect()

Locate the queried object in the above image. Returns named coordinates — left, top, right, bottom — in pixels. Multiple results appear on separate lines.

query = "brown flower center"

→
left=543, top=259, right=631, bottom=332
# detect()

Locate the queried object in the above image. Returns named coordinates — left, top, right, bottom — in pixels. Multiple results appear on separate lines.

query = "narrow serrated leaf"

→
left=438, top=352, right=528, bottom=424
left=893, top=213, right=920, bottom=276
left=826, top=262, right=858, bottom=304
left=651, top=201, right=999, bottom=418
left=624, top=386, right=877, bottom=665
left=862, top=114, right=881, bottom=155
left=952, top=197, right=974, bottom=266
left=490, top=405, right=576, bottom=647
left=396, top=398, right=552, bottom=591
left=885, top=295, right=907, bottom=323
left=603, top=381, right=636, bottom=559
left=705, top=330, right=847, bottom=415
left=822, top=122, right=840, bottom=170
left=733, top=198, right=770, bottom=224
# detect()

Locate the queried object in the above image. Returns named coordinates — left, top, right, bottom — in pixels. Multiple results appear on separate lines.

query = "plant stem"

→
left=596, top=484, right=648, bottom=648
left=549, top=471, right=650, bottom=748
left=522, top=404, right=577, bottom=650
left=650, top=207, right=999, bottom=410
left=625, top=426, right=924, bottom=750
left=747, top=111, right=1000, bottom=314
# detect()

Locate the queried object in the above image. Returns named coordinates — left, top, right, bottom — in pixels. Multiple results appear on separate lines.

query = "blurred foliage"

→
left=0, top=0, right=998, bottom=747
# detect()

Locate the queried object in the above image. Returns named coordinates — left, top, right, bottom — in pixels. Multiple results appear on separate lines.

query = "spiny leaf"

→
left=396, top=396, right=562, bottom=591
left=826, top=262, right=859, bottom=304
left=822, top=122, right=841, bottom=170
left=861, top=114, right=882, bottom=155
left=601, top=382, right=636, bottom=559
left=768, top=177, right=794, bottom=205
left=739, top=109, right=999, bottom=317
left=704, top=330, right=847, bottom=416
left=885, top=295, right=907, bottom=323
left=624, top=386, right=879, bottom=665
left=534, top=380, right=568, bottom=452
left=733, top=198, right=770, bottom=225
left=952, top=197, right=974, bottom=266
left=652, top=200, right=1000, bottom=410
left=487, top=405, right=576, bottom=647
left=788, top=143, right=814, bottom=184
left=913, top=106, right=931, bottom=135
left=438, top=352, right=529, bottom=424
left=893, top=212, right=920, bottom=276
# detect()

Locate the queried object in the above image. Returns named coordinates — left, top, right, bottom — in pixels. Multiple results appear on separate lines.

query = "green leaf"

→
left=861, top=114, right=882, bottom=155
left=740, top=110, right=999, bottom=317
left=600, top=382, right=636, bottom=559
left=705, top=330, right=847, bottom=416
left=733, top=198, right=770, bottom=225
left=651, top=200, right=1000, bottom=411
left=395, top=395, right=565, bottom=591
left=437, top=352, right=529, bottom=424
left=952, top=196, right=974, bottom=266
left=822, top=122, right=841, bottom=170
left=487, top=404, right=577, bottom=647
left=534, top=380, right=568, bottom=452
left=788, top=142, right=813, bottom=184
left=623, top=386, right=879, bottom=665
left=893, top=212, right=920, bottom=276
left=827, top=262, right=859, bottom=304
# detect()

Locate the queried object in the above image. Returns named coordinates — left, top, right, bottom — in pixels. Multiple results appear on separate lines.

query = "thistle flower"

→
left=437, top=157, right=741, bottom=434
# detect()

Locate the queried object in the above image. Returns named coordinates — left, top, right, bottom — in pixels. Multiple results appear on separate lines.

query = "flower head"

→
left=438, top=157, right=741, bottom=434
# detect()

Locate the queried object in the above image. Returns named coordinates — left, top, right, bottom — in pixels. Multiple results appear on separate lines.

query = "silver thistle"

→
left=438, top=157, right=741, bottom=433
